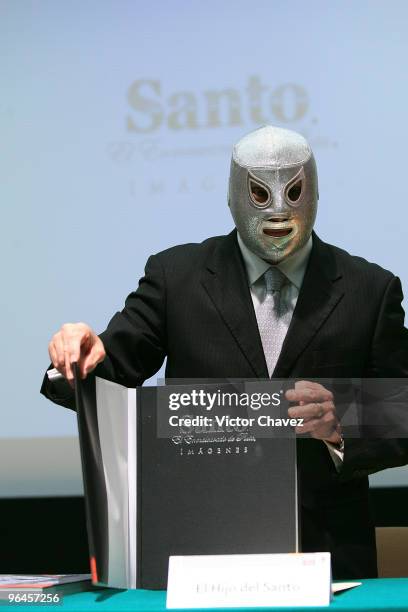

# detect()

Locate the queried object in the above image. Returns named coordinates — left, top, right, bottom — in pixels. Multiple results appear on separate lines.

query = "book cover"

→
left=74, top=372, right=298, bottom=589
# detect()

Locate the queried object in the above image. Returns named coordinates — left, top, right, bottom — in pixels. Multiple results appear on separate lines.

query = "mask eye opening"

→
left=248, top=177, right=271, bottom=208
left=284, top=166, right=306, bottom=206
left=285, top=179, right=303, bottom=204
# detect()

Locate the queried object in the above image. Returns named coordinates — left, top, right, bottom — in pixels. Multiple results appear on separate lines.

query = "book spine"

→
left=127, top=386, right=138, bottom=588
left=73, top=367, right=110, bottom=586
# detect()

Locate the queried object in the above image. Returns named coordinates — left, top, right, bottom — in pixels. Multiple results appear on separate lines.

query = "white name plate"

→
left=166, top=553, right=332, bottom=608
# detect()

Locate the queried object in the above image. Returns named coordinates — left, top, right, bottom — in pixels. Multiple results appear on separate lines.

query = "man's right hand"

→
left=48, top=323, right=106, bottom=385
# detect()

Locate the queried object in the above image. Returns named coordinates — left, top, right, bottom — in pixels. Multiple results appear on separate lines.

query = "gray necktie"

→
left=256, top=267, right=290, bottom=377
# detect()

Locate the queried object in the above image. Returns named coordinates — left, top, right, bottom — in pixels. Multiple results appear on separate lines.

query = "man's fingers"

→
left=295, top=380, right=321, bottom=390
left=288, top=400, right=335, bottom=420
left=286, top=388, right=333, bottom=402
left=295, top=410, right=338, bottom=436
left=59, top=326, right=78, bottom=383
left=286, top=386, right=333, bottom=403
left=49, top=333, right=66, bottom=375
left=295, top=418, right=320, bottom=434
left=48, top=339, right=58, bottom=368
left=48, top=342, right=61, bottom=373
left=64, top=345, right=75, bottom=384
left=80, top=345, right=104, bottom=378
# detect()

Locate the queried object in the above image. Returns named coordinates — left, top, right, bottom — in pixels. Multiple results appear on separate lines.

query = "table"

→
left=1, top=579, right=408, bottom=611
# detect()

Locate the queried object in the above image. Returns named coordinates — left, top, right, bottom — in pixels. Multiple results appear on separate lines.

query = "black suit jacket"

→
left=41, top=230, right=408, bottom=579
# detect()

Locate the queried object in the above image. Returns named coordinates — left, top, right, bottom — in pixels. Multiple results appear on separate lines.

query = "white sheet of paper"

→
left=166, top=553, right=332, bottom=608
left=332, top=582, right=362, bottom=594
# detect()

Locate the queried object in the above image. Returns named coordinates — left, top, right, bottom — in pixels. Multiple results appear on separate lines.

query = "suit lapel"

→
left=201, top=230, right=269, bottom=378
left=273, top=233, right=344, bottom=377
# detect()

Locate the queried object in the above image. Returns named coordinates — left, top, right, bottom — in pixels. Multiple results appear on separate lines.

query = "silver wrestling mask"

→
left=228, top=125, right=318, bottom=263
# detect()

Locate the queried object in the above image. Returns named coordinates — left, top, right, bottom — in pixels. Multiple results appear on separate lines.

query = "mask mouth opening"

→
left=263, top=227, right=293, bottom=238
left=262, top=216, right=294, bottom=238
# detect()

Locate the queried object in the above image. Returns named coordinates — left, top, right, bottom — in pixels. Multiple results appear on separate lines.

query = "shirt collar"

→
left=237, top=232, right=313, bottom=290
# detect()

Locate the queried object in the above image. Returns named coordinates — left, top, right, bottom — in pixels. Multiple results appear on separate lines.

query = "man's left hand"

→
left=285, top=380, right=342, bottom=445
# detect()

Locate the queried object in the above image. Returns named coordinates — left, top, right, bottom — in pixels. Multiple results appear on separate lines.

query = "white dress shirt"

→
left=237, top=233, right=343, bottom=468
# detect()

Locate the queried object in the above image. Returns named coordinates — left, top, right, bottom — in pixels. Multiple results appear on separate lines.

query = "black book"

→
left=74, top=370, right=298, bottom=590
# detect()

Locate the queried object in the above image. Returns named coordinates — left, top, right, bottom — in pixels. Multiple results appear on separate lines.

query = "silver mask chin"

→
left=228, top=125, right=318, bottom=264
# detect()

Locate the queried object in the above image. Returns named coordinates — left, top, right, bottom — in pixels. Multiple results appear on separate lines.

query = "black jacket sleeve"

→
left=341, top=275, right=408, bottom=478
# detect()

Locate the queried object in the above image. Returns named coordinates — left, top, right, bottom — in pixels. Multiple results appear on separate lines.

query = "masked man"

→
left=42, top=125, right=408, bottom=579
